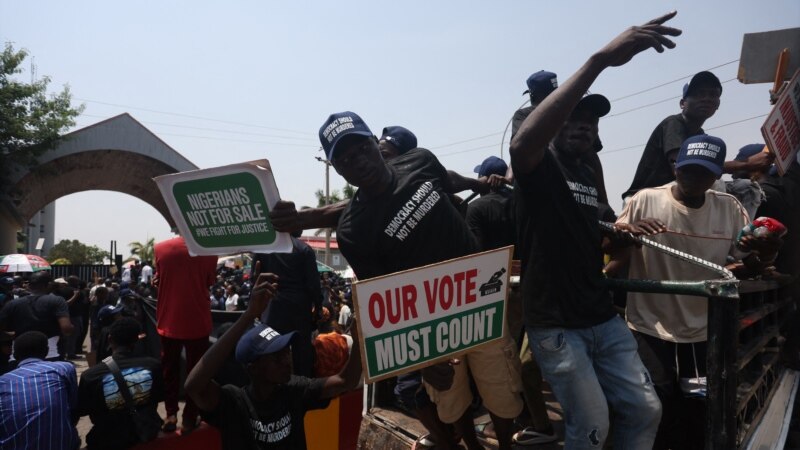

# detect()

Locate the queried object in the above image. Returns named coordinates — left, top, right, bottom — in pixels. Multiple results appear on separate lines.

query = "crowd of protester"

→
left=1, top=11, right=799, bottom=450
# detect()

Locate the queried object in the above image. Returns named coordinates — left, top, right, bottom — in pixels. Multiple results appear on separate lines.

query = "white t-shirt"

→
left=338, top=304, right=352, bottom=327
left=121, top=267, right=131, bottom=283
left=617, top=183, right=749, bottom=343
left=140, top=265, right=153, bottom=284
left=225, top=294, right=239, bottom=311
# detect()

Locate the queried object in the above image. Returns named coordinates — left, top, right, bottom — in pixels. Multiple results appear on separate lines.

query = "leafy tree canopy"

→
left=48, top=239, right=109, bottom=265
left=1, top=43, right=84, bottom=192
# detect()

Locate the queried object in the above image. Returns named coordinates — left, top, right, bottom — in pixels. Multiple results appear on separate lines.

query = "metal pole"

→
left=706, top=294, right=739, bottom=450
left=324, top=161, right=331, bottom=266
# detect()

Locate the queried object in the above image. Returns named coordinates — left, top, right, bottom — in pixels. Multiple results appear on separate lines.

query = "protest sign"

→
left=352, top=246, right=513, bottom=383
left=762, top=69, right=800, bottom=175
left=154, top=160, right=292, bottom=256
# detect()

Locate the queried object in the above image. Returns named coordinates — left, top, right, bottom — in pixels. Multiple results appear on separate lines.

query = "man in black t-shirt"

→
left=509, top=71, right=609, bottom=204
left=509, top=13, right=683, bottom=449
left=315, top=112, right=523, bottom=450
left=185, top=270, right=363, bottom=450
left=466, top=156, right=558, bottom=446
left=251, top=233, right=323, bottom=377
left=0, top=272, right=74, bottom=360
left=511, top=70, right=558, bottom=141
left=466, top=156, right=516, bottom=254
left=78, top=318, right=164, bottom=450
left=622, top=71, right=776, bottom=201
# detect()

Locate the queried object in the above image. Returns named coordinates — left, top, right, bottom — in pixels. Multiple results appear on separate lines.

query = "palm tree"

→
left=128, top=238, right=155, bottom=263
left=313, top=184, right=355, bottom=236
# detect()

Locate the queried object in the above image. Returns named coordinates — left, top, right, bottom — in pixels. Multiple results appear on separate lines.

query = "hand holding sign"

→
left=154, top=160, right=293, bottom=256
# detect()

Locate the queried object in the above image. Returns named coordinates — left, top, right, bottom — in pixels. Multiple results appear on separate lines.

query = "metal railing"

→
left=608, top=277, right=795, bottom=450
left=49, top=264, right=113, bottom=281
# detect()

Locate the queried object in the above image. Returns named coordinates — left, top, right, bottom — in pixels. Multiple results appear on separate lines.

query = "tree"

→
left=128, top=238, right=155, bottom=263
left=48, top=239, right=109, bottom=265
left=313, top=184, right=355, bottom=236
left=0, top=43, right=84, bottom=193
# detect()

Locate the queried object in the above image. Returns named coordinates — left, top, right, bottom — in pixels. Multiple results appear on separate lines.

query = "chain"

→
left=599, top=221, right=735, bottom=280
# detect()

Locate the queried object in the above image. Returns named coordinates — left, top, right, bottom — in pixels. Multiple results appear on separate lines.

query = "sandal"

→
left=474, top=421, right=497, bottom=444
left=513, top=426, right=558, bottom=445
left=162, top=415, right=178, bottom=432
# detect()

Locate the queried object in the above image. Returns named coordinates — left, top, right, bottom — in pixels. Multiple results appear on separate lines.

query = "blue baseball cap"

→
left=380, top=126, right=418, bottom=155
left=734, top=144, right=766, bottom=162
left=319, top=112, right=374, bottom=161
left=523, top=70, right=558, bottom=97
left=473, top=156, right=508, bottom=177
left=676, top=134, right=727, bottom=176
left=235, top=324, right=297, bottom=364
left=682, top=71, right=722, bottom=99
left=98, top=304, right=124, bottom=323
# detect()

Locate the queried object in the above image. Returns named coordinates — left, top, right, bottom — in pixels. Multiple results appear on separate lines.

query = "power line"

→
left=74, top=97, right=315, bottom=136
left=78, top=113, right=316, bottom=141
left=706, top=113, right=767, bottom=130
left=610, top=59, right=739, bottom=102
left=429, top=132, right=503, bottom=149
left=437, top=142, right=497, bottom=157
left=599, top=113, right=769, bottom=156
left=70, top=121, right=319, bottom=148
left=606, top=78, right=737, bottom=118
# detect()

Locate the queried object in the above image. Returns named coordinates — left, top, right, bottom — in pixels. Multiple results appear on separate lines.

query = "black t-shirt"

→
left=514, top=147, right=615, bottom=328
left=203, top=377, right=326, bottom=450
left=511, top=105, right=534, bottom=140
left=77, top=352, right=164, bottom=450
left=465, top=188, right=517, bottom=257
left=252, top=237, right=323, bottom=334
left=0, top=293, right=69, bottom=337
left=622, top=114, right=703, bottom=199
left=337, top=148, right=479, bottom=280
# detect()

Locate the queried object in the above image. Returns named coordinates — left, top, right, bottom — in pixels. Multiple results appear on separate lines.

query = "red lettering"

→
left=775, top=127, right=790, bottom=159
left=454, top=272, right=465, bottom=306
left=424, top=279, right=439, bottom=314
left=465, top=268, right=477, bottom=304
left=386, top=289, right=401, bottom=325
left=402, top=284, right=418, bottom=320
left=368, top=292, right=385, bottom=328
left=439, top=275, right=453, bottom=310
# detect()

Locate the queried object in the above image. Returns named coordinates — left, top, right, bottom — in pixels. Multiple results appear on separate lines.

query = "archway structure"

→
left=1, top=113, right=198, bottom=254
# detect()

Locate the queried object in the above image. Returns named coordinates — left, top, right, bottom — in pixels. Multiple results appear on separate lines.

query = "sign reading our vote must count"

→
left=353, top=246, right=513, bottom=383
left=154, top=160, right=292, bottom=256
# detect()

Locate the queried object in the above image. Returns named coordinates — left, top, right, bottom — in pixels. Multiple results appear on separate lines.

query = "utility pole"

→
left=315, top=156, right=332, bottom=266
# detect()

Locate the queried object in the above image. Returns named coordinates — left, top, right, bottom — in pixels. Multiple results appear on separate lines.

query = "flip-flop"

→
left=474, top=421, right=498, bottom=445
left=513, top=426, right=558, bottom=445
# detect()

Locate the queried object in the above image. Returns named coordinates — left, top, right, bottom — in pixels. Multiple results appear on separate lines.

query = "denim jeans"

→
left=526, top=316, right=661, bottom=449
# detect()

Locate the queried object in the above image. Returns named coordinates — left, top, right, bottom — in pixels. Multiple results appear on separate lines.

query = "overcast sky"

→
left=2, top=1, right=798, bottom=258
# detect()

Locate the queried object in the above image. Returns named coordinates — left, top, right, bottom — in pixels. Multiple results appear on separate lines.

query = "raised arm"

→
left=270, top=200, right=348, bottom=233
left=510, top=12, right=681, bottom=175
left=185, top=267, right=278, bottom=412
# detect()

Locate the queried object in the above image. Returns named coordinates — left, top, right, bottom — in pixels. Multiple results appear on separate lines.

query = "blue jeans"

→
left=527, top=316, right=661, bottom=449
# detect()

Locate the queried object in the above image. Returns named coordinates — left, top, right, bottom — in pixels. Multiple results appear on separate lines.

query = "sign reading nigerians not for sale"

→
left=154, top=160, right=292, bottom=256
left=353, top=246, right=513, bottom=383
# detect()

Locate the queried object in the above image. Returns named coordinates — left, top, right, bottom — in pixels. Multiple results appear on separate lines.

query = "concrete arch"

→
left=1, top=113, right=198, bottom=254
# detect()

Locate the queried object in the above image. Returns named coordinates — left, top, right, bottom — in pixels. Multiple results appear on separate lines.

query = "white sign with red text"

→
left=762, top=69, right=800, bottom=176
left=352, top=246, right=512, bottom=383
